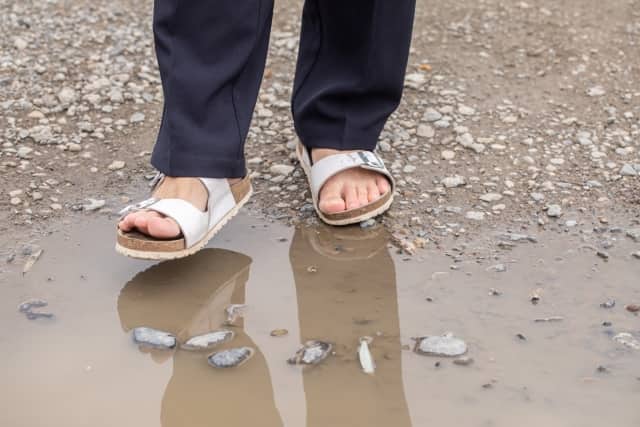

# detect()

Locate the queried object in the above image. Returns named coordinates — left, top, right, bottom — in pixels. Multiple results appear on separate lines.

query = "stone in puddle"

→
left=288, top=340, right=333, bottom=365
left=182, top=330, right=235, bottom=351
left=413, top=333, right=468, bottom=357
left=133, top=327, right=176, bottom=350
left=613, top=333, right=640, bottom=350
left=208, top=347, right=255, bottom=368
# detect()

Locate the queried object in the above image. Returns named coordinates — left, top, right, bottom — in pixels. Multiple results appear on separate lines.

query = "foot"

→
left=118, top=177, right=241, bottom=239
left=311, top=148, right=391, bottom=215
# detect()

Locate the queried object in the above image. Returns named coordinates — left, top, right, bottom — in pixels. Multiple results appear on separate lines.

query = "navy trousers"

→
left=150, top=0, right=416, bottom=178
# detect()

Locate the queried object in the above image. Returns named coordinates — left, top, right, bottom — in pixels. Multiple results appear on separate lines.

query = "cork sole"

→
left=115, top=186, right=252, bottom=261
left=296, top=144, right=394, bottom=226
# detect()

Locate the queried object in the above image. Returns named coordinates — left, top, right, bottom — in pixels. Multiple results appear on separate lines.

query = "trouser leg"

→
left=151, top=0, right=274, bottom=178
left=292, top=0, right=416, bottom=152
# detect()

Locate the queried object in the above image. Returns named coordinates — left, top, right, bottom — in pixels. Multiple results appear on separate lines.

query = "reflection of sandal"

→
left=118, top=249, right=252, bottom=343
left=298, top=223, right=389, bottom=262
left=115, top=174, right=252, bottom=260
left=296, top=143, right=395, bottom=226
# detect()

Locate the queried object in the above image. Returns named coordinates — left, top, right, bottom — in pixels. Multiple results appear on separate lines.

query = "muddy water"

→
left=1, top=214, right=639, bottom=427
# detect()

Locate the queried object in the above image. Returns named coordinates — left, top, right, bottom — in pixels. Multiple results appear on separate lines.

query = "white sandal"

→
left=296, top=143, right=395, bottom=226
left=116, top=174, right=252, bottom=260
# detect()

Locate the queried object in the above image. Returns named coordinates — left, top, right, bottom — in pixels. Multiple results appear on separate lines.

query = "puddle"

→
left=1, top=214, right=639, bottom=427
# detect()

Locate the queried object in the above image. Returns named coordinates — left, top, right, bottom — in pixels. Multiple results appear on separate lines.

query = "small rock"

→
left=613, top=332, right=640, bottom=350
left=480, top=193, right=502, bottom=202
left=132, top=327, right=176, bottom=350
left=413, top=333, right=468, bottom=357
left=423, top=108, right=442, bottom=122
left=453, top=356, right=474, bottom=366
left=417, top=124, right=435, bottom=138
left=360, top=219, right=376, bottom=229
left=626, top=304, right=640, bottom=314
left=108, top=160, right=126, bottom=171
left=269, top=164, right=295, bottom=176
left=208, top=347, right=255, bottom=368
left=130, top=112, right=146, bottom=123
left=57, top=87, right=77, bottom=104
left=546, top=204, right=563, bottom=218
left=587, top=86, right=606, bottom=97
left=620, top=164, right=638, bottom=176
left=441, top=150, right=455, bottom=160
left=442, top=175, right=466, bottom=188
left=466, top=211, right=485, bottom=221
left=288, top=341, right=333, bottom=365
left=600, top=299, right=616, bottom=309
left=82, top=199, right=106, bottom=211
left=182, top=330, right=235, bottom=350
left=458, top=104, right=475, bottom=116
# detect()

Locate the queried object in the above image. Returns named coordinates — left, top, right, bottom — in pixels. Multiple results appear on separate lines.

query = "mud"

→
left=1, top=214, right=639, bottom=427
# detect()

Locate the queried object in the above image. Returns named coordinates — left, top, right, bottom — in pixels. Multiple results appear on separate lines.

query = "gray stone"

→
left=547, top=204, right=563, bottom=218
left=270, top=164, right=295, bottom=176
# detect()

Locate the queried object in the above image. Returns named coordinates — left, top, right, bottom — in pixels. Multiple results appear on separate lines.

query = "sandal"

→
left=296, top=143, right=395, bottom=226
left=116, top=173, right=252, bottom=260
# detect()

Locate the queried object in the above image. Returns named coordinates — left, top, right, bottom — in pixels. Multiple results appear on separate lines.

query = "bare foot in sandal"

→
left=311, top=149, right=391, bottom=215
left=118, top=177, right=241, bottom=239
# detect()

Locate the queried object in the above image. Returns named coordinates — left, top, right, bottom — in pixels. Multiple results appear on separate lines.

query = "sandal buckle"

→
left=356, top=152, right=385, bottom=170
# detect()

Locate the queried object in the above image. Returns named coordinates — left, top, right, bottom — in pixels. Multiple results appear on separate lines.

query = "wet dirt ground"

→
left=1, top=214, right=638, bottom=427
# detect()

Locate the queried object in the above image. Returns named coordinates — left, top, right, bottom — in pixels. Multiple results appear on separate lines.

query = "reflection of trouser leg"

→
left=293, top=0, right=416, bottom=152
left=151, top=0, right=274, bottom=178
left=162, top=333, right=283, bottom=427
left=118, top=249, right=283, bottom=427
left=289, top=228, right=412, bottom=427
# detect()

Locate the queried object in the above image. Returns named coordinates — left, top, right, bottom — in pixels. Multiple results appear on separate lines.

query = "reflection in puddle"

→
left=2, top=214, right=639, bottom=427
left=117, top=224, right=411, bottom=427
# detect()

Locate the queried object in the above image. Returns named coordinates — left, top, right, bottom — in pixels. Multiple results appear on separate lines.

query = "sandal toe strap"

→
left=143, top=199, right=209, bottom=248
left=309, top=151, right=394, bottom=201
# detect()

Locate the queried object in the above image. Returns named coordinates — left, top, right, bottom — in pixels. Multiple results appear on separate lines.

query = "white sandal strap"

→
left=118, top=177, right=238, bottom=249
left=306, top=149, right=394, bottom=202
left=145, top=199, right=209, bottom=247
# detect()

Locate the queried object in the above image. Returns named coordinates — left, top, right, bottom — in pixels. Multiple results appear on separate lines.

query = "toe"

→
left=357, top=184, right=369, bottom=207
left=319, top=182, right=347, bottom=214
left=147, top=216, right=182, bottom=239
left=367, top=181, right=381, bottom=202
left=119, top=211, right=143, bottom=231
left=344, top=183, right=359, bottom=211
left=376, top=176, right=391, bottom=195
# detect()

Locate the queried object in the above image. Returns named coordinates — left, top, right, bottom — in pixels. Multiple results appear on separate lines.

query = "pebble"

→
left=453, top=356, right=474, bottom=366
left=208, top=347, right=255, bottom=368
left=132, top=327, right=176, bottom=350
left=546, top=204, right=563, bottom=218
left=458, top=104, right=475, bottom=116
left=417, top=124, right=435, bottom=138
left=108, top=160, right=126, bottom=171
left=620, top=164, right=637, bottom=176
left=288, top=340, right=333, bottom=365
left=442, top=175, right=466, bottom=188
left=587, top=86, right=606, bottom=97
left=57, top=87, right=77, bottom=104
left=466, top=211, right=485, bottom=221
left=441, top=150, right=455, bottom=160
left=413, top=333, right=468, bottom=357
left=270, top=164, right=295, bottom=176
left=422, top=108, right=442, bottom=122
left=130, top=112, right=146, bottom=123
left=182, top=330, right=235, bottom=350
left=360, top=218, right=377, bottom=229
left=626, top=229, right=640, bottom=242
left=479, top=193, right=502, bottom=202
left=613, top=333, right=640, bottom=350
left=82, top=199, right=106, bottom=211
